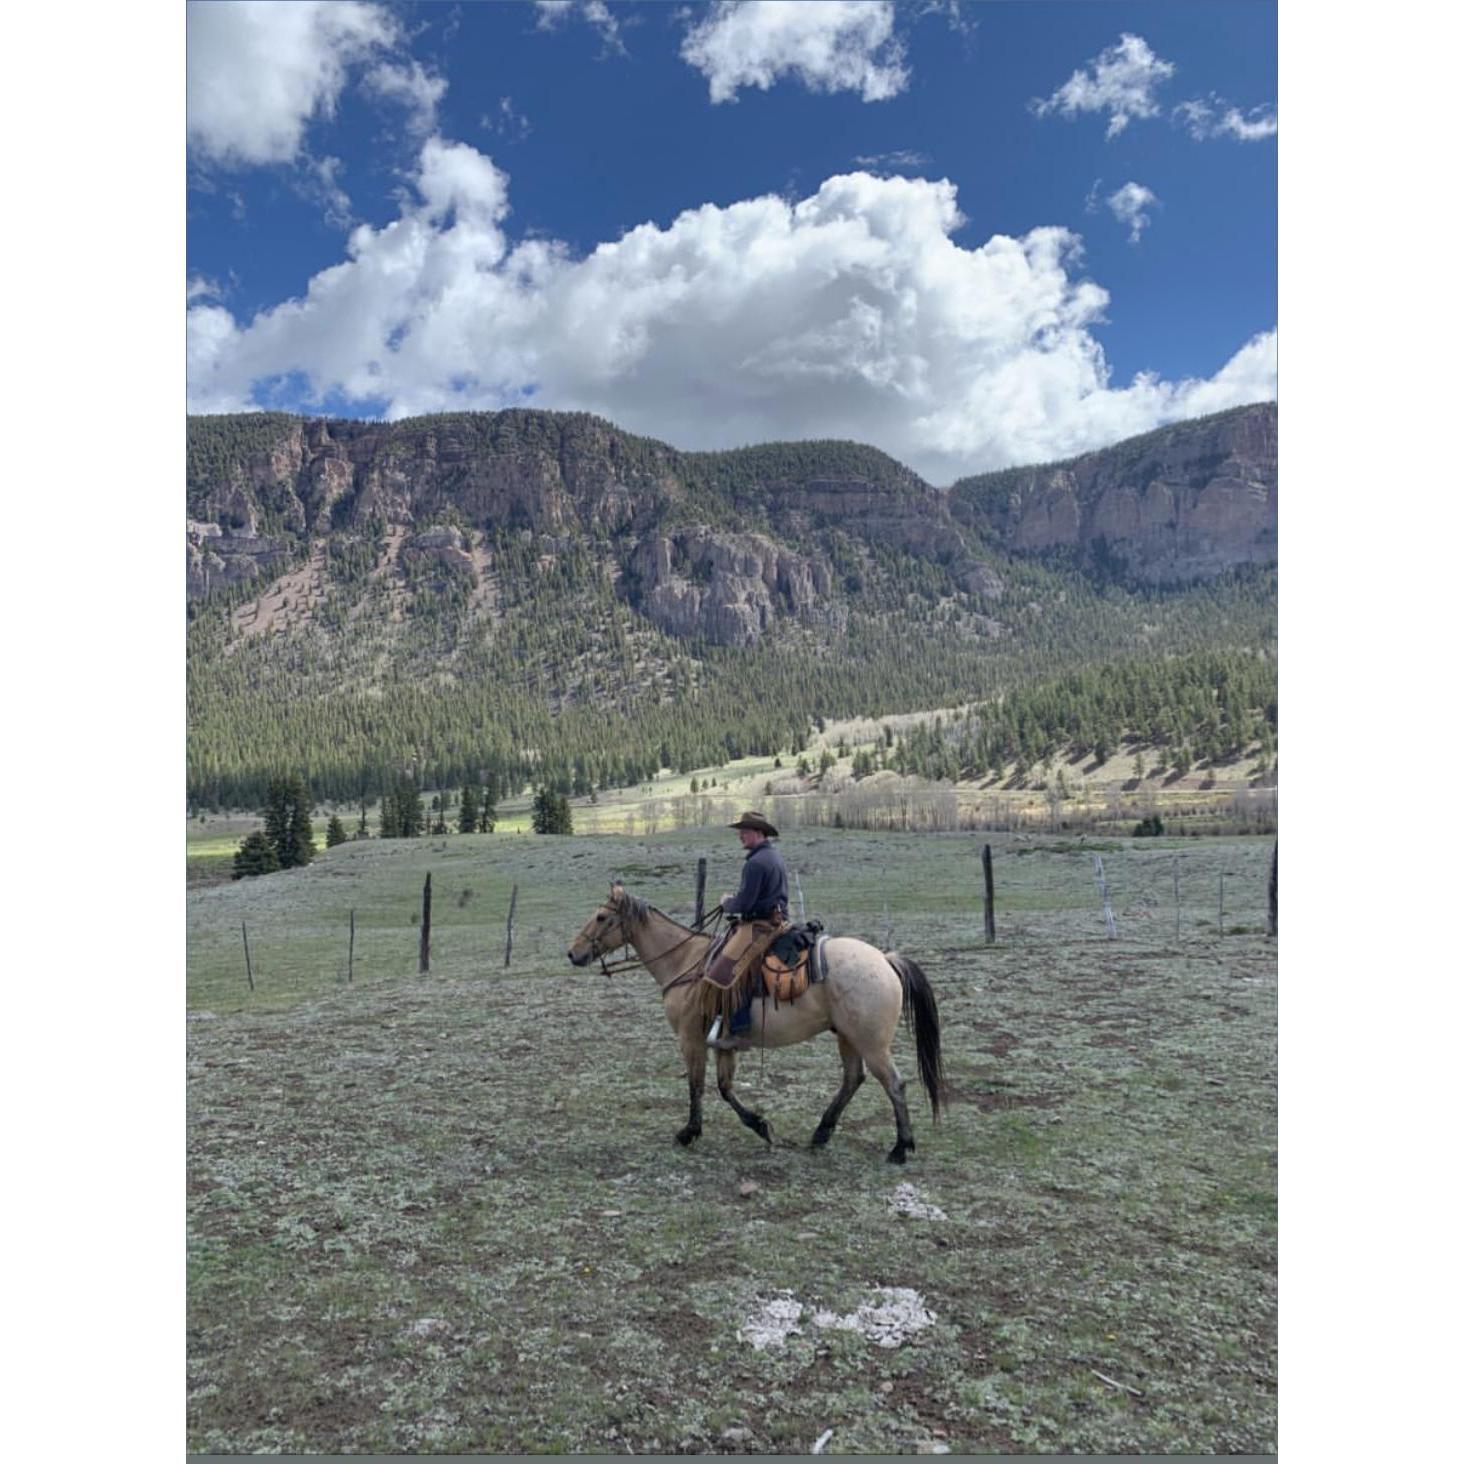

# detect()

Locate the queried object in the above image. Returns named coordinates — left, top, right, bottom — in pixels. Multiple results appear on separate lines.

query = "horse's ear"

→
left=609, top=879, right=624, bottom=903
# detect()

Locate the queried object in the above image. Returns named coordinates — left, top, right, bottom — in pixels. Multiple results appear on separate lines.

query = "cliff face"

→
left=628, top=529, right=838, bottom=646
left=948, top=402, right=1277, bottom=583
left=185, top=403, right=1275, bottom=641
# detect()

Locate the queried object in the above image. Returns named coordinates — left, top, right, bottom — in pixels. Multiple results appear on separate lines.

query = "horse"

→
left=567, top=883, right=945, bottom=1163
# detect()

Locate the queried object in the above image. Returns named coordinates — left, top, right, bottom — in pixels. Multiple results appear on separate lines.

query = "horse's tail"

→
left=886, top=952, right=945, bottom=1123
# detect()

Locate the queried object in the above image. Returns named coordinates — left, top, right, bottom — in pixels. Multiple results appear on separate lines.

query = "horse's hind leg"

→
left=716, top=1050, right=773, bottom=1147
left=865, top=1051, right=916, bottom=1164
left=811, top=1033, right=865, bottom=1149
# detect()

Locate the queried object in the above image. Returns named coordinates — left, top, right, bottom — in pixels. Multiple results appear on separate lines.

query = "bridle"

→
left=582, top=901, right=727, bottom=994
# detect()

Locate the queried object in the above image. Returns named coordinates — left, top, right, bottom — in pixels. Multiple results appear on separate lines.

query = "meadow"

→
left=187, top=827, right=1276, bottom=1454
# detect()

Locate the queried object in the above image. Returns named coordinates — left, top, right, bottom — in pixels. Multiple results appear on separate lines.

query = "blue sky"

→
left=187, top=1, right=1277, bottom=482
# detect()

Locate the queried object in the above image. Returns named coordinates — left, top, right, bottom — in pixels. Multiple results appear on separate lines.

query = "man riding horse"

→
left=703, top=811, right=788, bottom=1050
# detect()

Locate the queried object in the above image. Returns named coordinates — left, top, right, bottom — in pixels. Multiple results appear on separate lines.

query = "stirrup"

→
left=706, top=1016, right=723, bottom=1046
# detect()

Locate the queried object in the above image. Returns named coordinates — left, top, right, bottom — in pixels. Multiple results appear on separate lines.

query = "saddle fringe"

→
left=698, top=967, right=760, bottom=1032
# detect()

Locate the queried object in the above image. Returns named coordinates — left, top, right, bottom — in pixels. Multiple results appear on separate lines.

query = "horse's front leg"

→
left=675, top=1031, right=706, bottom=1147
left=716, top=1049, right=773, bottom=1147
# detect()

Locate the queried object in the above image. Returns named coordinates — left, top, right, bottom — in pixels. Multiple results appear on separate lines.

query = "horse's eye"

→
left=596, top=914, right=607, bottom=924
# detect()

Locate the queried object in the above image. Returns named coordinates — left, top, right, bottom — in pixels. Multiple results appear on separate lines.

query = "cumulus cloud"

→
left=681, top=1, right=909, bottom=104
left=1032, top=32, right=1175, bottom=138
left=1104, top=181, right=1158, bottom=244
left=187, top=274, right=223, bottom=304
left=187, top=148, right=1275, bottom=481
left=1175, top=95, right=1278, bottom=142
left=186, top=0, right=399, bottom=166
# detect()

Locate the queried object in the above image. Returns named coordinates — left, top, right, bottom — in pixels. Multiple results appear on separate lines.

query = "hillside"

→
left=186, top=406, right=1277, bottom=808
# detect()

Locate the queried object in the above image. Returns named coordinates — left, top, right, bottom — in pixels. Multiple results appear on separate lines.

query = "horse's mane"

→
left=615, top=891, right=653, bottom=928
left=614, top=890, right=699, bottom=935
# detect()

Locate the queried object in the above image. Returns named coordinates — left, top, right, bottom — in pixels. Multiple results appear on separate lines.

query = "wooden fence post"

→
left=242, top=921, right=255, bottom=993
left=1173, top=855, right=1180, bottom=943
left=420, top=873, right=432, bottom=974
left=694, top=857, right=707, bottom=927
left=982, top=843, right=996, bottom=945
left=1268, top=843, right=1278, bottom=938
left=1093, top=855, right=1117, bottom=939
left=348, top=909, right=355, bottom=984
left=504, top=883, right=518, bottom=969
left=794, top=869, right=806, bottom=921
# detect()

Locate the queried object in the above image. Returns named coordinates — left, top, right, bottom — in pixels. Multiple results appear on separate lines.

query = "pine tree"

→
left=459, top=783, right=480, bottom=834
left=233, top=830, right=280, bottom=879
left=477, top=793, right=497, bottom=833
left=261, top=774, right=315, bottom=868
left=262, top=778, right=290, bottom=863
left=325, top=815, right=348, bottom=847
left=284, top=777, right=316, bottom=867
left=397, top=779, right=424, bottom=838
left=379, top=788, right=402, bottom=839
left=531, top=787, right=573, bottom=834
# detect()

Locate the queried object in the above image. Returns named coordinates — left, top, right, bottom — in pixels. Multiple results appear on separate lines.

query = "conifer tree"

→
left=379, top=788, right=402, bottom=839
left=284, top=777, right=316, bottom=867
left=397, top=779, right=424, bottom=838
left=234, top=830, right=280, bottom=879
left=531, top=787, right=572, bottom=834
left=325, top=815, right=347, bottom=847
left=459, top=783, right=480, bottom=834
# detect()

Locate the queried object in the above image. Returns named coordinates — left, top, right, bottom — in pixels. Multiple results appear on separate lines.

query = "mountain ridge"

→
left=185, top=403, right=1277, bottom=806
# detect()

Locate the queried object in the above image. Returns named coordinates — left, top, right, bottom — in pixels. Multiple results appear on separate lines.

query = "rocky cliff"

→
left=186, top=403, right=1275, bottom=640
left=947, top=402, right=1276, bottom=584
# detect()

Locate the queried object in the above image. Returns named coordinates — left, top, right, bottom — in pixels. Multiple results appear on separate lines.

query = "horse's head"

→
left=567, top=881, right=639, bottom=967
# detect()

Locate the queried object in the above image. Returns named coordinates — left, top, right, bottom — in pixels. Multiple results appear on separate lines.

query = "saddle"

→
left=760, top=920, right=826, bottom=1006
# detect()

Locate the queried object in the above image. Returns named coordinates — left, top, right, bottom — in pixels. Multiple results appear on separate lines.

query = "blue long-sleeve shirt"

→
left=724, top=841, right=789, bottom=921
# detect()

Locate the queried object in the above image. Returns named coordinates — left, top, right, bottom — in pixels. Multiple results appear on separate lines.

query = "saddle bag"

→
left=761, top=920, right=825, bottom=1006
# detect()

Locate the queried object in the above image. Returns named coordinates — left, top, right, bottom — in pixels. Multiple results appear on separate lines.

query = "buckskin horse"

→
left=567, top=884, right=945, bottom=1163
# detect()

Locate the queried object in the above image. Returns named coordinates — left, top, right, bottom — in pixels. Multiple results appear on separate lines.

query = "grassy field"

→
left=188, top=828, right=1276, bottom=1453
left=187, top=731, right=1274, bottom=888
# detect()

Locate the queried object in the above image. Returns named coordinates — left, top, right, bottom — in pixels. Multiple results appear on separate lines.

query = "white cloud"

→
left=186, top=0, right=398, bottom=167
left=187, top=149, right=1275, bottom=481
left=534, top=0, right=627, bottom=55
left=362, top=59, right=448, bottom=137
left=1032, top=32, right=1175, bottom=139
left=1105, top=181, right=1158, bottom=244
left=295, top=154, right=355, bottom=229
left=681, top=1, right=908, bottom=104
left=1175, top=95, right=1278, bottom=142
left=483, top=96, right=532, bottom=141
left=852, top=148, right=932, bottom=172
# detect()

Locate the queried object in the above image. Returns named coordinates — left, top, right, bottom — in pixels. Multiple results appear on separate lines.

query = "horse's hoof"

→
left=810, top=1130, right=831, bottom=1149
left=757, top=1120, right=774, bottom=1147
left=886, top=1144, right=909, bottom=1164
left=675, top=1127, right=701, bottom=1147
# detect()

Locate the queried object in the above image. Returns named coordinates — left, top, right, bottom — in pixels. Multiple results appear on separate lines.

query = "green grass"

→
left=188, top=829, right=1276, bottom=1453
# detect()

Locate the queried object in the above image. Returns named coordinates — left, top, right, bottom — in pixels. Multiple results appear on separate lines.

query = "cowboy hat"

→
left=729, top=810, right=779, bottom=837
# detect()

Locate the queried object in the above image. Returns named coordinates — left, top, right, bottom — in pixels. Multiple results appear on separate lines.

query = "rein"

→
left=596, top=905, right=725, bottom=992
